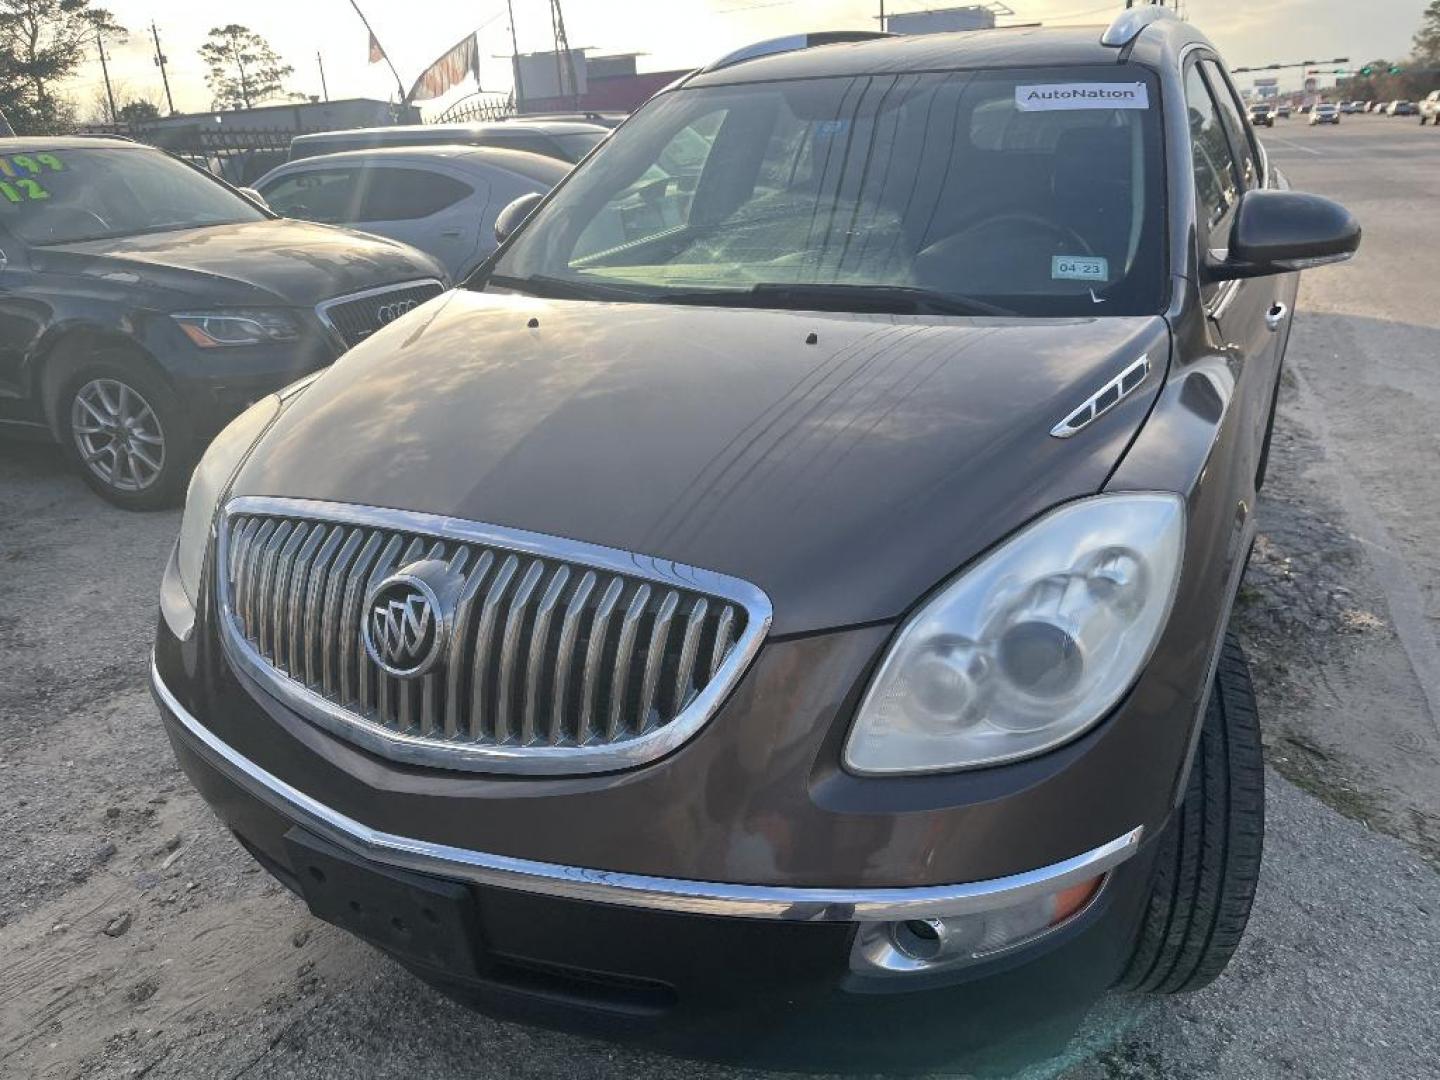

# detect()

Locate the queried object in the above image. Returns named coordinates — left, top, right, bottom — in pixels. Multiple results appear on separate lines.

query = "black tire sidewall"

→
left=1117, top=632, right=1266, bottom=994
left=57, top=354, right=194, bottom=511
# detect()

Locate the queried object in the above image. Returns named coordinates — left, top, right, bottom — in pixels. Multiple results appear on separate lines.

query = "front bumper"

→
left=153, top=660, right=1160, bottom=1073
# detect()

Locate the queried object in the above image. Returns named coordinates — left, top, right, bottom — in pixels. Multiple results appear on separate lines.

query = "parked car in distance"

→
left=1310, top=102, right=1341, bottom=125
left=154, top=10, right=1360, bottom=1074
left=255, top=146, right=568, bottom=280
left=1421, top=90, right=1440, bottom=125
left=1275, top=102, right=1292, bottom=117
left=1385, top=99, right=1416, bottom=116
left=1249, top=102, right=1276, bottom=126
left=0, top=137, right=448, bottom=508
left=288, top=120, right=609, bottom=165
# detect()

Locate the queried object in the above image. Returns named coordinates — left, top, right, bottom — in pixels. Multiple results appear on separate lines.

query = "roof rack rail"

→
left=1100, top=4, right=1176, bottom=48
left=701, top=30, right=893, bottom=74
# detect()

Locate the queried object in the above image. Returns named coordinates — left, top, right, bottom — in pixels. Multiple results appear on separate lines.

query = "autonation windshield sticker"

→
left=1015, top=83, right=1149, bottom=111
left=1052, top=255, right=1109, bottom=282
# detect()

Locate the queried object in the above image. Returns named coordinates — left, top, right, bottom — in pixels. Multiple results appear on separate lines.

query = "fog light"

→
left=851, top=873, right=1106, bottom=976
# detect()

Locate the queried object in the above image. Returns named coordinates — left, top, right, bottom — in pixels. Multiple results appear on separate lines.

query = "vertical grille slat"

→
left=337, top=533, right=385, bottom=705
left=548, top=570, right=596, bottom=745
left=303, top=528, right=347, bottom=687
left=470, top=554, right=521, bottom=740
left=320, top=530, right=365, bottom=696
left=239, top=519, right=277, bottom=638
left=522, top=565, right=571, bottom=745
left=710, top=605, right=737, bottom=679
left=606, top=584, right=652, bottom=741
left=671, top=597, right=709, bottom=716
left=253, top=521, right=294, bottom=660
left=636, top=590, right=680, bottom=735
left=495, top=559, right=545, bottom=744
left=218, top=507, right=763, bottom=771
left=579, top=578, right=625, bottom=744
left=444, top=550, right=496, bottom=737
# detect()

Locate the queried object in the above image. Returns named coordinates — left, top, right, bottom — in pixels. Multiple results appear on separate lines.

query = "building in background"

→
left=886, top=4, right=1013, bottom=35
left=516, top=50, right=687, bottom=114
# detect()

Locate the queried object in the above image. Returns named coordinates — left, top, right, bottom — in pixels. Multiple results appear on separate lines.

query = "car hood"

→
left=232, top=290, right=1169, bottom=635
left=33, top=219, right=444, bottom=307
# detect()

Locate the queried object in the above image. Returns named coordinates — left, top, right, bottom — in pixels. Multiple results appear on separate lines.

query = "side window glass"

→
left=1184, top=64, right=1240, bottom=247
left=358, top=169, right=472, bottom=221
left=259, top=168, right=360, bottom=224
left=1202, top=61, right=1259, bottom=190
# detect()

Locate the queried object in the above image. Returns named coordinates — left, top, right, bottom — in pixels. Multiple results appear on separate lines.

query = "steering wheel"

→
left=930, top=212, right=1094, bottom=258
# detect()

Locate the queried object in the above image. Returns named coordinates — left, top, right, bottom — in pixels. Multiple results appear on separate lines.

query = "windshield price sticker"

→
left=1052, top=255, right=1109, bottom=282
left=1015, top=83, right=1150, bottom=111
left=0, top=153, right=62, bottom=204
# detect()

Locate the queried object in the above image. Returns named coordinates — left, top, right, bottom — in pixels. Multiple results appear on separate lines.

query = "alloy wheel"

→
left=70, top=378, right=167, bottom=493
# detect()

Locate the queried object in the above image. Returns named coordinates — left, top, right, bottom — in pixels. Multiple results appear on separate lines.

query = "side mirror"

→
left=1208, top=189, right=1360, bottom=281
left=494, top=192, right=545, bottom=246
left=238, top=186, right=269, bottom=210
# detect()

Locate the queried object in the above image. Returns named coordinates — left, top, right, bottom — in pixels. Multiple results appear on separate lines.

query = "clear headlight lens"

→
left=174, top=395, right=280, bottom=605
left=172, top=309, right=302, bottom=348
left=844, top=494, right=1185, bottom=775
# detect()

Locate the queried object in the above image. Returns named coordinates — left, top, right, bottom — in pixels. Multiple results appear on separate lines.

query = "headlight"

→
left=844, top=494, right=1185, bottom=775
left=174, top=395, right=280, bottom=607
left=172, top=309, right=302, bottom=348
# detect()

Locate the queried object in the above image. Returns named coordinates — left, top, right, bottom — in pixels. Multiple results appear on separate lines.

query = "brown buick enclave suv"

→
left=151, top=10, right=1360, bottom=1073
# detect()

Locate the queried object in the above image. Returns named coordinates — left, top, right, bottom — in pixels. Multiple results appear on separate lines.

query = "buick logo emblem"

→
left=375, top=298, right=419, bottom=326
left=362, top=563, right=452, bottom=678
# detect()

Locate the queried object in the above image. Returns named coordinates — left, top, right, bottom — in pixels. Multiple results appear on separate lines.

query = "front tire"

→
left=58, top=355, right=194, bottom=510
left=1117, top=633, right=1265, bottom=994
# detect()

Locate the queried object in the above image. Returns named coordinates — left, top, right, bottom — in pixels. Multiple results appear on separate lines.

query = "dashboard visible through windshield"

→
left=485, top=64, right=1168, bottom=316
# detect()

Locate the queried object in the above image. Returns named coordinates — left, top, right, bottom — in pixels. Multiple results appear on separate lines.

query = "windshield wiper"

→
left=485, top=273, right=659, bottom=303
left=650, top=282, right=1015, bottom=317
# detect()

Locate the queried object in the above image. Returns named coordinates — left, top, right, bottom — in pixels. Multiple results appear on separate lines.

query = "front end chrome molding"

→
left=153, top=658, right=1143, bottom=923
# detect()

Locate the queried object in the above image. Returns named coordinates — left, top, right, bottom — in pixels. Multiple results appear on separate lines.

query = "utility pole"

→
left=317, top=52, right=330, bottom=101
left=879, top=0, right=884, bottom=33
left=549, top=0, right=578, bottom=110
left=152, top=22, right=175, bottom=115
left=506, top=0, right=526, bottom=112
left=96, top=25, right=118, bottom=123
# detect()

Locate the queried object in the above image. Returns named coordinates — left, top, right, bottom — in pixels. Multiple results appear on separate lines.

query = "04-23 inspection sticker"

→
left=0, top=152, right=63, bottom=204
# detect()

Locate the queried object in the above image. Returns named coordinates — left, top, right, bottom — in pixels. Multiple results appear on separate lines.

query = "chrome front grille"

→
left=317, top=280, right=446, bottom=349
left=214, top=497, right=771, bottom=775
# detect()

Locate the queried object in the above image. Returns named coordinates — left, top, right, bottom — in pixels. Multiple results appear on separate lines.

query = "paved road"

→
left=1, top=118, right=1437, bottom=1080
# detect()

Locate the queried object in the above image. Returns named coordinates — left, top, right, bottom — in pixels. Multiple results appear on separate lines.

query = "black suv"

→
left=0, top=137, right=447, bottom=508
left=153, top=10, right=1359, bottom=1073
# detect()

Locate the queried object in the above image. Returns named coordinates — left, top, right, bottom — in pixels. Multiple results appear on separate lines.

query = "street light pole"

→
left=317, top=52, right=330, bottom=101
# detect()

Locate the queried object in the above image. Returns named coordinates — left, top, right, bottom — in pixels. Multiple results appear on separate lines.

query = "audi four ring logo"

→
left=376, top=298, right=420, bottom=326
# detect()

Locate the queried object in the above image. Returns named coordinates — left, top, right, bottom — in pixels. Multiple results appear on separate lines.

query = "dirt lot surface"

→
left=1, top=119, right=1437, bottom=1079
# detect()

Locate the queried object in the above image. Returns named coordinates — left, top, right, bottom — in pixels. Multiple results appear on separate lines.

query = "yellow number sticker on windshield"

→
left=0, top=181, right=20, bottom=203
left=12, top=154, right=41, bottom=175
left=35, top=153, right=64, bottom=171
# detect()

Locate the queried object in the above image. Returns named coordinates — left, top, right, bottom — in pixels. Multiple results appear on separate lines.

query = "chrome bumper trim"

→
left=153, top=658, right=1143, bottom=922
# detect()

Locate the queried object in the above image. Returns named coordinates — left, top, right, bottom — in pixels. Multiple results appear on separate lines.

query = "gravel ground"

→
left=2, top=119, right=1438, bottom=1080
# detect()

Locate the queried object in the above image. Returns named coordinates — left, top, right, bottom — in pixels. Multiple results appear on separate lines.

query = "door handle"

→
left=440, top=229, right=463, bottom=238
left=1265, top=302, right=1288, bottom=332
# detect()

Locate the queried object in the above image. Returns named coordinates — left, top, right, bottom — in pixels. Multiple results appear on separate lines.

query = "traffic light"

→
left=1388, top=65, right=1403, bottom=74
left=1360, top=65, right=1373, bottom=75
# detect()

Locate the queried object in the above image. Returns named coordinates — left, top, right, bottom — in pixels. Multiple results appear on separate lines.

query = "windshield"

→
left=485, top=65, right=1167, bottom=316
left=0, top=147, right=265, bottom=245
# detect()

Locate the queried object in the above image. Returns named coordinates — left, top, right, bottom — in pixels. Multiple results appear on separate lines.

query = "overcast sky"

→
left=68, top=0, right=1429, bottom=118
